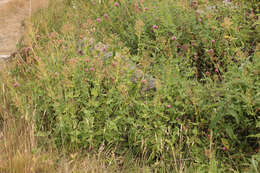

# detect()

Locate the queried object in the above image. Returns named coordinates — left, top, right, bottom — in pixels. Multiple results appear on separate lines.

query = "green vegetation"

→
left=1, top=0, right=259, bottom=172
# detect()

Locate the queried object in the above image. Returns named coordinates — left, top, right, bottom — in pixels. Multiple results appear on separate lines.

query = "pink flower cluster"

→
left=114, top=2, right=119, bottom=7
left=13, top=82, right=19, bottom=88
left=153, top=25, right=158, bottom=30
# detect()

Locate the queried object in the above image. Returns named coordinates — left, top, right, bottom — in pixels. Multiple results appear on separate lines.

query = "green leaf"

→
left=210, top=114, right=223, bottom=129
left=35, top=131, right=50, bottom=137
left=192, top=128, right=198, bottom=136
left=247, top=134, right=260, bottom=138
left=226, top=109, right=240, bottom=124
left=91, top=88, right=99, bottom=98
left=256, top=121, right=260, bottom=128
left=226, top=125, right=237, bottom=141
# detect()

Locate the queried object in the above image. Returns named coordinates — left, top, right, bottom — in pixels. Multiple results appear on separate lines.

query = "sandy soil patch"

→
left=0, top=0, right=48, bottom=56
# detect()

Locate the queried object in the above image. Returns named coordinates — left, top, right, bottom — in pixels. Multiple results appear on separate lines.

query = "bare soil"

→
left=0, top=0, right=47, bottom=55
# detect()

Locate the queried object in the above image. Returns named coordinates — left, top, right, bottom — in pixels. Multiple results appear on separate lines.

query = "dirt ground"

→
left=0, top=0, right=47, bottom=56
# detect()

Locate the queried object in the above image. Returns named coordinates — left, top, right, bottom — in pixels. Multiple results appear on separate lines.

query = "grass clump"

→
left=1, top=0, right=260, bottom=172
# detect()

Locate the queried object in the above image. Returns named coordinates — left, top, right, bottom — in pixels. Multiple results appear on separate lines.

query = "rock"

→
left=103, top=51, right=113, bottom=61
left=94, top=42, right=108, bottom=52
left=131, top=69, right=157, bottom=92
left=0, top=54, right=10, bottom=61
left=0, top=0, right=9, bottom=5
left=77, top=38, right=158, bottom=91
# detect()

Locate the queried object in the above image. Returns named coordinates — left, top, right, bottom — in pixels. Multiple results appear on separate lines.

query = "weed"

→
left=1, top=0, right=259, bottom=172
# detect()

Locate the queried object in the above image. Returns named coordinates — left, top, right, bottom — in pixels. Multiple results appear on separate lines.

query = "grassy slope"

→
left=0, top=0, right=260, bottom=172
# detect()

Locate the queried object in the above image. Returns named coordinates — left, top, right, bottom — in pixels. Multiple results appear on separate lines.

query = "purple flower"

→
left=85, top=68, right=89, bottom=72
left=78, top=49, right=83, bottom=55
left=215, top=68, right=219, bottom=73
left=191, top=1, right=198, bottom=7
left=152, top=25, right=158, bottom=30
left=222, top=147, right=228, bottom=151
left=13, top=82, right=19, bottom=88
left=206, top=71, right=210, bottom=76
left=53, top=72, right=58, bottom=78
left=26, top=47, right=31, bottom=53
left=167, top=105, right=171, bottom=108
left=208, top=49, right=214, bottom=55
left=96, top=18, right=101, bottom=23
left=90, top=67, right=95, bottom=71
left=171, top=36, right=177, bottom=41
left=211, top=40, right=216, bottom=43
left=141, top=79, right=146, bottom=83
left=144, top=7, right=148, bottom=11
left=85, top=59, right=89, bottom=63
left=114, top=2, right=119, bottom=7
left=182, top=44, right=188, bottom=51
left=103, top=13, right=108, bottom=18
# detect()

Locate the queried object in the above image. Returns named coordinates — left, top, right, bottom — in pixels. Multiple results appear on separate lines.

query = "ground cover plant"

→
left=0, top=0, right=260, bottom=172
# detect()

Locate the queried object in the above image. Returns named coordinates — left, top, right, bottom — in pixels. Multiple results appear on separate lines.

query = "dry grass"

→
left=0, top=0, right=48, bottom=18
left=0, top=115, right=148, bottom=173
left=0, top=118, right=53, bottom=173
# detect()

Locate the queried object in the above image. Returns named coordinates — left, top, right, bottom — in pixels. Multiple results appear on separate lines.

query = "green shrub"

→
left=1, top=0, right=259, bottom=171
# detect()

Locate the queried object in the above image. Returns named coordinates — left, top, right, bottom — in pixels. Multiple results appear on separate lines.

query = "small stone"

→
left=95, top=42, right=108, bottom=52
left=0, top=54, right=10, bottom=60
left=103, top=52, right=113, bottom=61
